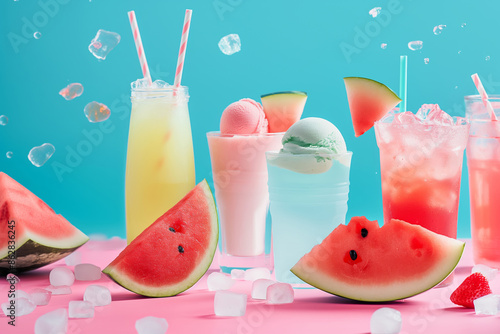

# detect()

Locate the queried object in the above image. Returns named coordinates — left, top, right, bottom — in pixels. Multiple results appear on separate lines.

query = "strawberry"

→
left=450, top=273, right=492, bottom=308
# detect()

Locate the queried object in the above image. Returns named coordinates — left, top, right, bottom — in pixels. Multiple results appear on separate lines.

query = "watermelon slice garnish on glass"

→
left=344, top=77, right=401, bottom=137
left=291, top=216, right=465, bottom=302
left=103, top=180, right=218, bottom=297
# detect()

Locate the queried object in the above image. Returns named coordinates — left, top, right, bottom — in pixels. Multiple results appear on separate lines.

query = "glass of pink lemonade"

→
left=465, top=95, right=500, bottom=268
left=375, top=106, right=469, bottom=285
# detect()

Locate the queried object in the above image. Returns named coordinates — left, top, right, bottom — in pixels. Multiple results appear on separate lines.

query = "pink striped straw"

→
left=128, top=11, right=152, bottom=85
left=174, top=9, right=193, bottom=88
left=471, top=73, right=497, bottom=120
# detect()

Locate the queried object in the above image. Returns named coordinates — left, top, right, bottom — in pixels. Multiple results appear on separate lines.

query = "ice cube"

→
left=231, top=269, right=245, bottom=280
left=135, top=316, right=169, bottom=334
left=1, top=297, right=36, bottom=316
left=28, top=143, right=55, bottom=167
left=214, top=291, right=247, bottom=317
left=433, top=24, right=446, bottom=35
left=84, top=101, right=111, bottom=123
left=369, top=7, right=381, bottom=17
left=64, top=251, right=82, bottom=266
left=35, top=308, right=68, bottom=334
left=393, top=111, right=420, bottom=124
left=151, top=80, right=170, bottom=89
left=75, top=263, right=102, bottom=281
left=45, top=285, right=72, bottom=295
left=424, top=58, right=430, bottom=65
left=6, top=151, right=13, bottom=159
left=69, top=300, right=94, bottom=318
left=472, top=264, right=498, bottom=281
left=251, top=279, right=275, bottom=300
left=9, top=289, right=30, bottom=300
left=218, top=34, right=241, bottom=55
left=84, top=285, right=112, bottom=306
left=427, top=107, right=454, bottom=126
left=408, top=40, right=423, bottom=51
left=207, top=272, right=235, bottom=291
left=6, top=273, right=20, bottom=284
left=29, top=288, right=52, bottom=306
left=266, top=283, right=294, bottom=304
left=244, top=267, right=271, bottom=281
left=474, top=294, right=500, bottom=316
left=59, top=83, right=84, bottom=101
left=381, top=43, right=388, bottom=49
left=131, top=78, right=151, bottom=90
left=370, top=307, right=402, bottom=334
left=88, top=29, right=121, bottom=60
left=0, top=115, right=8, bottom=126
left=50, top=267, right=75, bottom=286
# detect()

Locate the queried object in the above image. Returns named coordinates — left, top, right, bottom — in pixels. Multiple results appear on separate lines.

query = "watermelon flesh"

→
left=261, top=91, right=307, bottom=132
left=291, top=217, right=464, bottom=302
left=103, top=180, right=218, bottom=297
left=344, top=77, right=401, bottom=137
left=0, top=172, right=89, bottom=274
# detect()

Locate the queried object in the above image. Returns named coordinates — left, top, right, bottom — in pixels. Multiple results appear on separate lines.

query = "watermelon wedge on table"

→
left=292, top=217, right=464, bottom=302
left=0, top=172, right=88, bottom=274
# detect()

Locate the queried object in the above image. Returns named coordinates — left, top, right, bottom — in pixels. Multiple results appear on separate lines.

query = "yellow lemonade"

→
left=125, top=85, right=195, bottom=243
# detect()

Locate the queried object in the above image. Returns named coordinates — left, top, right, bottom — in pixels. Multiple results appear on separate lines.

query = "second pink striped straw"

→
left=174, top=9, right=193, bottom=88
left=128, top=10, right=152, bottom=86
left=471, top=73, right=497, bottom=121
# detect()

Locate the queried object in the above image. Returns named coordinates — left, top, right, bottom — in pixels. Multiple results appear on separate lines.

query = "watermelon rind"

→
left=261, top=91, right=308, bottom=132
left=261, top=91, right=307, bottom=99
left=291, top=221, right=465, bottom=302
left=102, top=180, right=218, bottom=297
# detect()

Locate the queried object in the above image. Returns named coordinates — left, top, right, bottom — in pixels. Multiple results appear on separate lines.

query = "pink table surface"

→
left=1, top=239, right=499, bottom=334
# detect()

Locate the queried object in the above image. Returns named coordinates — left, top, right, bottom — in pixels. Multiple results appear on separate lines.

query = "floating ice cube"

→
left=408, top=40, right=423, bottom=51
left=461, top=22, right=467, bottom=28
left=369, top=7, right=382, bottom=17
left=0, top=115, right=8, bottom=125
left=75, top=263, right=102, bottom=281
left=472, top=264, right=498, bottom=281
left=69, top=300, right=94, bottom=318
left=370, top=307, right=402, bottom=334
left=6, top=273, right=20, bottom=284
left=84, top=101, right=111, bottom=123
left=135, top=316, right=169, bottom=334
left=6, top=151, right=13, bottom=159
left=266, top=283, right=294, bottom=304
left=218, top=34, right=241, bottom=55
left=45, top=285, right=72, bottom=295
left=9, top=289, right=30, bottom=300
left=214, top=291, right=247, bottom=317
left=244, top=267, right=271, bottom=281
left=474, top=294, right=500, bottom=316
left=252, top=279, right=275, bottom=300
left=64, top=251, right=82, bottom=266
left=207, top=272, right=235, bottom=291
left=29, top=288, right=52, bottom=306
left=35, top=308, right=68, bottom=334
left=1, top=298, right=36, bottom=316
left=393, top=111, right=420, bottom=124
left=34, top=31, right=42, bottom=39
left=486, top=56, right=491, bottom=61
left=28, top=143, right=55, bottom=167
left=50, top=267, right=75, bottom=286
left=84, top=285, right=111, bottom=306
left=433, top=24, right=446, bottom=35
left=381, top=43, right=387, bottom=49
left=231, top=269, right=245, bottom=280
left=59, top=83, right=84, bottom=100
left=88, top=29, right=121, bottom=60
left=424, top=58, right=430, bottom=64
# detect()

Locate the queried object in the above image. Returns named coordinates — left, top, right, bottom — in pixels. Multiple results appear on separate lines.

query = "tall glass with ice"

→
left=125, top=80, right=195, bottom=243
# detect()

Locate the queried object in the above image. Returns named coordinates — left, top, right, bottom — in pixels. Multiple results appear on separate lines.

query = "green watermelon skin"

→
left=291, top=217, right=465, bottom=302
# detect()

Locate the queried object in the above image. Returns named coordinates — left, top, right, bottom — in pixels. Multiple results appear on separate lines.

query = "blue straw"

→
left=399, top=55, right=407, bottom=113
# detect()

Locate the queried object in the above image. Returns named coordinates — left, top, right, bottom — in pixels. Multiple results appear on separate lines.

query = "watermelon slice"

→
left=103, top=180, right=218, bottom=297
left=261, top=91, right=307, bottom=132
left=0, top=172, right=89, bottom=274
left=291, top=217, right=464, bottom=302
left=344, top=77, right=401, bottom=137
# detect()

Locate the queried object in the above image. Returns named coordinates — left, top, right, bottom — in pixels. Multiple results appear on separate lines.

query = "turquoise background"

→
left=1, top=0, right=499, bottom=238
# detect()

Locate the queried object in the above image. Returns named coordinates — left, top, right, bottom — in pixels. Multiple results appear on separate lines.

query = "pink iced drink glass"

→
left=465, top=95, right=500, bottom=268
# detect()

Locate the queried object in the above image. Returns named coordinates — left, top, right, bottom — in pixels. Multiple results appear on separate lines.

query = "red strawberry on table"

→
left=450, top=273, right=492, bottom=308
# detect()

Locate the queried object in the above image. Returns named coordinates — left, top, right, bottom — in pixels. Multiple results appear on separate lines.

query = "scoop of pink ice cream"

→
left=220, top=98, right=269, bottom=134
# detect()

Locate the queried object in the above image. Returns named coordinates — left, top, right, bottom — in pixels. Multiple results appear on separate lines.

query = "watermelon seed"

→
left=349, top=250, right=357, bottom=261
left=169, top=227, right=176, bottom=233
left=361, top=228, right=368, bottom=238
left=178, top=245, right=184, bottom=253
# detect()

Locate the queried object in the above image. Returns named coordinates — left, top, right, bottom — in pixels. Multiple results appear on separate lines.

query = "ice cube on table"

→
left=244, top=267, right=271, bottom=281
left=1, top=297, right=36, bottom=316
left=88, top=29, right=121, bottom=60
left=370, top=307, right=402, bottom=334
left=59, top=83, right=84, bottom=101
left=84, top=285, right=112, bottom=306
left=28, top=143, right=55, bottom=167
left=266, top=283, right=294, bottom=304
left=29, top=288, right=52, bottom=306
left=69, top=300, right=94, bottom=318
left=135, top=316, right=169, bottom=334
left=75, top=263, right=102, bottom=281
left=46, top=285, right=72, bottom=295
left=207, top=272, right=235, bottom=291
left=231, top=269, right=245, bottom=280
left=214, top=291, right=247, bottom=317
left=84, top=101, right=111, bottom=123
left=474, top=294, right=500, bottom=316
left=472, top=264, right=498, bottom=281
left=252, top=279, right=275, bottom=300
left=35, top=308, right=68, bottom=334
left=50, top=267, right=75, bottom=286
left=218, top=34, right=241, bottom=55
left=64, top=251, right=82, bottom=266
left=6, top=273, right=20, bottom=284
